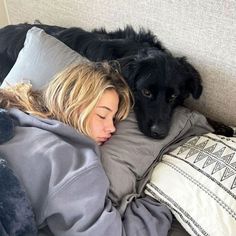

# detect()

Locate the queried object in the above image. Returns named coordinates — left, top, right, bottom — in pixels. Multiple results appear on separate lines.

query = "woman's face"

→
left=87, top=89, right=119, bottom=145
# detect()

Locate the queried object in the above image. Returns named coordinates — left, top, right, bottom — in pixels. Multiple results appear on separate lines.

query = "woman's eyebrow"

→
left=97, top=106, right=112, bottom=112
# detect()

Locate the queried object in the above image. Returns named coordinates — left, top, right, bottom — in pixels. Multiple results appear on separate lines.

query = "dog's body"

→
left=0, top=24, right=166, bottom=77
left=0, top=23, right=233, bottom=138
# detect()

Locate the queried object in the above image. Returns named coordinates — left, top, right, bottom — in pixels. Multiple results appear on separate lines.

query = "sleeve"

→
left=41, top=160, right=172, bottom=236
left=123, top=196, right=172, bottom=236
left=42, top=163, right=125, bottom=236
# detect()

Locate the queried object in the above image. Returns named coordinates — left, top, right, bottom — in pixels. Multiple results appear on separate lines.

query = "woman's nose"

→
left=106, top=120, right=116, bottom=134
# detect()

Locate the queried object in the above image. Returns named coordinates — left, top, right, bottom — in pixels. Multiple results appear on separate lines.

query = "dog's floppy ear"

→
left=118, top=56, right=139, bottom=90
left=178, top=57, right=203, bottom=99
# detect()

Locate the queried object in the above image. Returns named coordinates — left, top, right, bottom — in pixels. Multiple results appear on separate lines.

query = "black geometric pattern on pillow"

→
left=174, top=134, right=236, bottom=192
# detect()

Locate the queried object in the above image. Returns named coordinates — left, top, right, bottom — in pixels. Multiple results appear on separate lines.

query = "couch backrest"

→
left=5, top=0, right=236, bottom=126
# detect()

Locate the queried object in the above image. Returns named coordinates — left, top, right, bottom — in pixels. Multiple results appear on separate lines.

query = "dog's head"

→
left=119, top=49, right=202, bottom=139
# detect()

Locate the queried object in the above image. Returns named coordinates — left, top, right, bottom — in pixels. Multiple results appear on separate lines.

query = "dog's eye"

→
left=168, top=94, right=178, bottom=103
left=142, top=89, right=152, bottom=98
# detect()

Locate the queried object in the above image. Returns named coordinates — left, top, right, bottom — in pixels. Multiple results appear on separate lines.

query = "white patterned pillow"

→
left=145, top=133, right=236, bottom=236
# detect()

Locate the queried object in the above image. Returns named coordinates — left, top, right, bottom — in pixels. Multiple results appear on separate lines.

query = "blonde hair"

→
left=0, top=62, right=133, bottom=137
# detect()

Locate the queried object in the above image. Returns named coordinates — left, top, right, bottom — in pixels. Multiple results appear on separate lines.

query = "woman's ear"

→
left=178, top=57, right=203, bottom=99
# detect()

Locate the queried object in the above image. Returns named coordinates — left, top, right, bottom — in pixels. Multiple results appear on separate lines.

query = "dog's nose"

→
left=150, top=124, right=167, bottom=139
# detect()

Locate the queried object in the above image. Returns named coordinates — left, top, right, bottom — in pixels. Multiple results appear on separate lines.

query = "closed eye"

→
left=97, top=114, right=105, bottom=119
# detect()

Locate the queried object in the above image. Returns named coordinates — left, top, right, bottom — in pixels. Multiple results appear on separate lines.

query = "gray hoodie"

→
left=0, top=108, right=172, bottom=236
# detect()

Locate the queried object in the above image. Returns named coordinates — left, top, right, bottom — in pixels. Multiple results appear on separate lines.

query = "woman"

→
left=0, top=62, right=172, bottom=236
left=0, top=62, right=132, bottom=145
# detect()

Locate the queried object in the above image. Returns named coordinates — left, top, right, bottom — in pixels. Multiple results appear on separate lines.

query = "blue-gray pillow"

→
left=1, top=27, right=88, bottom=89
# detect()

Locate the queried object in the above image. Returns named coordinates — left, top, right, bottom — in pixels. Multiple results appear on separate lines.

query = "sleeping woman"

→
left=0, top=62, right=173, bottom=236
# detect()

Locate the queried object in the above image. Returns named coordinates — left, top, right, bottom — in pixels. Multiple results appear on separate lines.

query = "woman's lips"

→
left=98, top=136, right=111, bottom=142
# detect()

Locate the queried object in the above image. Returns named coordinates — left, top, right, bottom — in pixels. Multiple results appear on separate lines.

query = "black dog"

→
left=0, top=24, right=233, bottom=138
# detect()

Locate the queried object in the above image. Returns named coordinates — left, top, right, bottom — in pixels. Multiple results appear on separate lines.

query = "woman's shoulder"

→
left=0, top=108, right=102, bottom=184
left=7, top=108, right=98, bottom=148
left=0, top=109, right=104, bottom=223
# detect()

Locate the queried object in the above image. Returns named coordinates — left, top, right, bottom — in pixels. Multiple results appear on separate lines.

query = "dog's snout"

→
left=150, top=124, right=168, bottom=139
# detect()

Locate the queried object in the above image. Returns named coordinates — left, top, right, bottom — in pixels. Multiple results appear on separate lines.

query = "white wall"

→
left=0, top=0, right=9, bottom=27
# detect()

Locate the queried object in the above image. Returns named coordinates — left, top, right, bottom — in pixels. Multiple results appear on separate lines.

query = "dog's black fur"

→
left=0, top=23, right=234, bottom=138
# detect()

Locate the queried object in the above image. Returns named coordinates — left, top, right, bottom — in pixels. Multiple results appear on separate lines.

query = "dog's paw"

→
left=232, top=127, right=236, bottom=137
left=207, top=118, right=234, bottom=137
left=214, top=124, right=234, bottom=137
